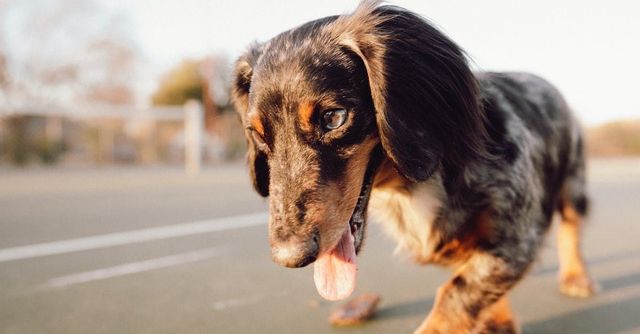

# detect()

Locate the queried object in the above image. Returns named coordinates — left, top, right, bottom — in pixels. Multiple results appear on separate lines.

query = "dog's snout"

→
left=271, top=233, right=319, bottom=268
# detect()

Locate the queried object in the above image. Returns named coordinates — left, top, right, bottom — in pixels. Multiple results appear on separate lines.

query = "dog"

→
left=232, top=1, right=597, bottom=332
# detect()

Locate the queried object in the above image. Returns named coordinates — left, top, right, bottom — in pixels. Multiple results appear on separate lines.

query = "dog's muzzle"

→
left=271, top=232, right=319, bottom=268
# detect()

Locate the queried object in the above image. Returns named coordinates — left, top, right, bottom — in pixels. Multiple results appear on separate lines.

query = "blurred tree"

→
left=151, top=60, right=203, bottom=106
left=152, top=55, right=232, bottom=131
left=0, top=0, right=140, bottom=113
left=0, top=0, right=138, bottom=165
left=83, top=39, right=137, bottom=105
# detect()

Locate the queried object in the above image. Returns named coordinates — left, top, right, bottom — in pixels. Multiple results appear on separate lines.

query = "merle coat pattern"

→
left=232, top=1, right=596, bottom=333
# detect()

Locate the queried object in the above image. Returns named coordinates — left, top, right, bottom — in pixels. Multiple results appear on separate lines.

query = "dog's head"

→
left=232, top=1, right=488, bottom=300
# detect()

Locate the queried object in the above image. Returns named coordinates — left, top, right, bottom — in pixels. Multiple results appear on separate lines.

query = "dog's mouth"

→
left=313, top=146, right=383, bottom=301
left=349, top=145, right=383, bottom=254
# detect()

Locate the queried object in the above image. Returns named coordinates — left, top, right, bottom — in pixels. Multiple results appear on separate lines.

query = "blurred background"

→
left=1, top=1, right=639, bottom=333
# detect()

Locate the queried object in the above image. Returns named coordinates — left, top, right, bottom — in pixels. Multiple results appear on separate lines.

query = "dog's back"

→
left=478, top=72, right=588, bottom=221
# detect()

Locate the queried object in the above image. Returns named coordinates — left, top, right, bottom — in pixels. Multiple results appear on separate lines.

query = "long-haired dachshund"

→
left=232, top=1, right=597, bottom=332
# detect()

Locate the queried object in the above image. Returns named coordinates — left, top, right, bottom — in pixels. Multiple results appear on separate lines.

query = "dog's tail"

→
left=559, top=121, right=590, bottom=220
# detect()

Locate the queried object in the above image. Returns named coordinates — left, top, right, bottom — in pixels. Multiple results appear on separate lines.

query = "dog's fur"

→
left=232, top=1, right=597, bottom=333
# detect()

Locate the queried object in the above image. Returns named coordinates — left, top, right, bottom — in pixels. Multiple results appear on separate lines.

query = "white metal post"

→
left=184, top=100, right=203, bottom=175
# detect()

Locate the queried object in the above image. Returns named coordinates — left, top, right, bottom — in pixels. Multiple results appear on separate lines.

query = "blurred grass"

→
left=587, top=119, right=640, bottom=157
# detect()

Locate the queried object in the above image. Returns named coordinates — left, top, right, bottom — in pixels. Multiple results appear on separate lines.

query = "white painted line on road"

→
left=0, top=212, right=268, bottom=263
left=44, top=246, right=228, bottom=289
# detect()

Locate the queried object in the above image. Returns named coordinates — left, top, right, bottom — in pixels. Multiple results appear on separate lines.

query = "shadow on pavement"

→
left=373, top=267, right=640, bottom=333
left=525, top=270, right=640, bottom=334
left=524, top=295, right=640, bottom=334
left=532, top=248, right=640, bottom=277
left=599, top=270, right=640, bottom=291
left=375, top=296, right=434, bottom=321
left=370, top=249, right=640, bottom=331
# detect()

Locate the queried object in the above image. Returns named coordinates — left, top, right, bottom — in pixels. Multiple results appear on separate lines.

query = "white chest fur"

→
left=368, top=175, right=445, bottom=260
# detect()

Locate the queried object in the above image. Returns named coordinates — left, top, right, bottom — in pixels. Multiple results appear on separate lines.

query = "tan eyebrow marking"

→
left=298, top=101, right=315, bottom=132
left=248, top=112, right=264, bottom=136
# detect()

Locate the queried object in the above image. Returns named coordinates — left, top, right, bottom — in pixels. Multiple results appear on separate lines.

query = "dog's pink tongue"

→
left=313, top=227, right=357, bottom=301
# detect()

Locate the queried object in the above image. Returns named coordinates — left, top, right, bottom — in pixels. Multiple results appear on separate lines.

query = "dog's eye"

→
left=250, top=130, right=270, bottom=153
left=321, top=109, right=347, bottom=131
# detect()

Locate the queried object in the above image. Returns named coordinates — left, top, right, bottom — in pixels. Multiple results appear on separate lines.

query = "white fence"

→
left=0, top=101, right=207, bottom=174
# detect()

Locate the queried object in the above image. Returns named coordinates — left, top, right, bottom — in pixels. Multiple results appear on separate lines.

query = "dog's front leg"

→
left=473, top=296, right=519, bottom=334
left=413, top=252, right=528, bottom=334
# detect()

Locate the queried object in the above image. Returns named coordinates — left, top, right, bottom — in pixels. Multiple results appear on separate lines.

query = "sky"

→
left=7, top=0, right=640, bottom=125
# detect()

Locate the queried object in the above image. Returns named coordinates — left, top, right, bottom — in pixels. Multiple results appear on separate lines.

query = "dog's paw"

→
left=559, top=273, right=599, bottom=298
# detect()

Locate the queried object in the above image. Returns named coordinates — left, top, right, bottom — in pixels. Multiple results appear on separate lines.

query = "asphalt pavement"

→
left=0, top=159, right=639, bottom=333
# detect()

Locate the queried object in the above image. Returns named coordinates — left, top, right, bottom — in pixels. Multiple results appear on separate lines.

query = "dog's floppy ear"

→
left=334, top=3, right=490, bottom=182
left=232, top=44, right=269, bottom=197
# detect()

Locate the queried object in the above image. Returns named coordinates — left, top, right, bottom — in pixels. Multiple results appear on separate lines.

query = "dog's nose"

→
left=271, top=234, right=319, bottom=268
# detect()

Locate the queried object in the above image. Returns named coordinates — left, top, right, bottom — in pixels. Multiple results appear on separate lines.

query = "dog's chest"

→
left=368, top=178, right=445, bottom=261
